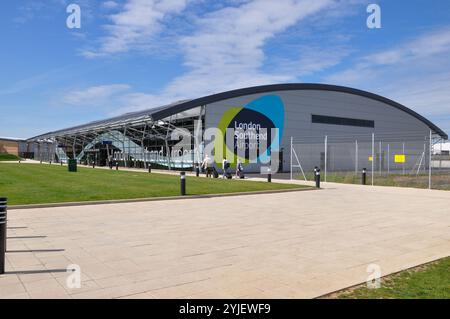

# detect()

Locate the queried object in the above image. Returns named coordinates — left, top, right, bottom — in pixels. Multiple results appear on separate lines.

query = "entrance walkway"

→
left=1, top=181, right=449, bottom=298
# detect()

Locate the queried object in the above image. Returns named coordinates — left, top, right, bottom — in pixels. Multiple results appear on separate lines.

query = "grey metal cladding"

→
left=203, top=89, right=437, bottom=172
left=152, top=83, right=447, bottom=139
left=204, top=88, right=435, bottom=139
left=28, top=83, right=447, bottom=140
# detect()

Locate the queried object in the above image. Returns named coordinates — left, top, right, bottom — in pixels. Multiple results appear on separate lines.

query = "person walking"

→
left=202, top=155, right=213, bottom=178
left=222, top=157, right=229, bottom=179
left=236, top=159, right=244, bottom=178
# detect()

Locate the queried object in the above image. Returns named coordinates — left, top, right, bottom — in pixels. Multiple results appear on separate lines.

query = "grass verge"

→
left=0, top=163, right=307, bottom=205
left=0, top=153, right=21, bottom=161
left=299, top=171, right=450, bottom=190
left=330, top=257, right=450, bottom=299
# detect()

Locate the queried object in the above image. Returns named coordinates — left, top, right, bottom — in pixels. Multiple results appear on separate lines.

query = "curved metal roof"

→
left=150, top=83, right=447, bottom=139
left=29, top=83, right=448, bottom=140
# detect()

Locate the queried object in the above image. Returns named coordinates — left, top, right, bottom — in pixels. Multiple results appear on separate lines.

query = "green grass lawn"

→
left=0, top=163, right=306, bottom=205
left=0, top=153, right=21, bottom=161
left=335, top=257, right=450, bottom=299
left=300, top=171, right=450, bottom=190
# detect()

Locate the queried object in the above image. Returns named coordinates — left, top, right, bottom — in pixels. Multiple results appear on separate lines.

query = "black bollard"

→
left=267, top=167, right=272, bottom=183
left=60, top=161, right=63, bottom=166
left=92, top=161, right=95, bottom=169
left=362, top=168, right=367, bottom=185
left=180, top=172, right=186, bottom=196
left=313, top=166, right=318, bottom=184
left=0, top=197, right=7, bottom=274
left=195, top=165, right=200, bottom=177
left=116, top=162, right=119, bottom=171
left=148, top=164, right=151, bottom=173
left=315, top=168, right=321, bottom=188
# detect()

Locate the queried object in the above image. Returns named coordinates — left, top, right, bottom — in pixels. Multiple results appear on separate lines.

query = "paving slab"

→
left=0, top=181, right=449, bottom=299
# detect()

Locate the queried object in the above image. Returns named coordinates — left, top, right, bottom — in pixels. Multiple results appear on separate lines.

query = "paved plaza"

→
left=1, top=181, right=449, bottom=298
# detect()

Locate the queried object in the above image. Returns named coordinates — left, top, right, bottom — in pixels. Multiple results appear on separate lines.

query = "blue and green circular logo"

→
left=215, top=95, right=285, bottom=164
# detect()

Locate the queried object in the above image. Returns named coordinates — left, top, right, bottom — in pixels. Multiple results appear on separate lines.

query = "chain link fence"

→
left=290, top=131, right=449, bottom=190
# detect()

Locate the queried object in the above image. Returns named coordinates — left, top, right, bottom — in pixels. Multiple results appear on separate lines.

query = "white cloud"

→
left=327, top=27, right=450, bottom=84
left=62, top=84, right=131, bottom=106
left=180, top=0, right=333, bottom=72
left=83, top=0, right=190, bottom=57
left=325, top=27, right=450, bottom=136
left=271, top=45, right=351, bottom=77
left=102, top=1, right=119, bottom=10
left=114, top=92, right=165, bottom=114
left=112, top=0, right=335, bottom=114
left=0, top=65, right=73, bottom=96
left=13, top=2, right=45, bottom=24
left=363, top=28, right=450, bottom=67
left=77, top=0, right=363, bottom=118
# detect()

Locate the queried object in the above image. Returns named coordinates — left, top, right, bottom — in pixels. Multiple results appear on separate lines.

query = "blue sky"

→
left=1, top=0, right=450, bottom=138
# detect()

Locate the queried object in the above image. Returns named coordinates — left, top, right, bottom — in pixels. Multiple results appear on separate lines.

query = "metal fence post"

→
left=355, top=140, right=358, bottom=175
left=372, top=133, right=375, bottom=186
left=290, top=136, right=293, bottom=181
left=379, top=141, right=382, bottom=176
left=429, top=130, right=432, bottom=190
left=0, top=197, right=7, bottom=274
left=402, top=142, right=405, bottom=175
left=324, top=135, right=328, bottom=183
left=422, top=142, right=426, bottom=174
left=387, top=143, right=390, bottom=174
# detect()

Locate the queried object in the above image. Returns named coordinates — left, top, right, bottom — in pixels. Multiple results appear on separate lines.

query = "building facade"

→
left=0, top=137, right=29, bottom=157
left=27, top=84, right=448, bottom=173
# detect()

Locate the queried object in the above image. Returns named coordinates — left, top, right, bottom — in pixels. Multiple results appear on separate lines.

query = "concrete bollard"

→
left=180, top=172, right=186, bottom=196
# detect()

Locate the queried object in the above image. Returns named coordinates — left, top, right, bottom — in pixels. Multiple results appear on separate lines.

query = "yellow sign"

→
left=368, top=156, right=373, bottom=162
left=395, top=154, right=406, bottom=163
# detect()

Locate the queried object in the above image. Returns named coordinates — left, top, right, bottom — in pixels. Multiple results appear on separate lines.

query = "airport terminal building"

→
left=27, top=84, right=448, bottom=173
